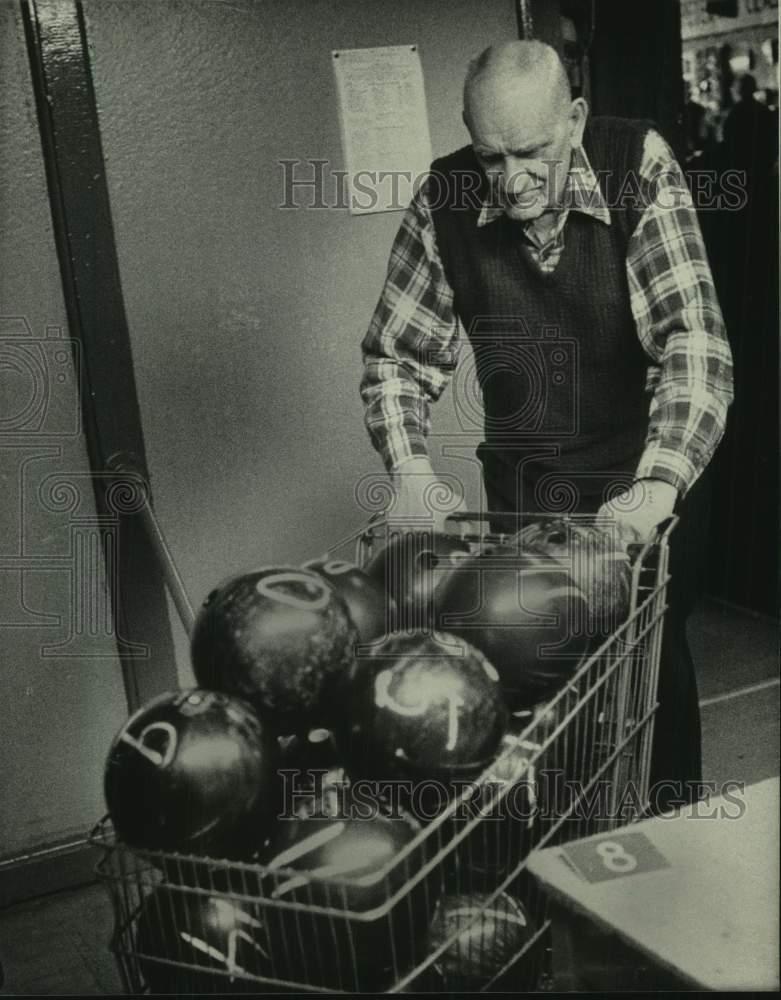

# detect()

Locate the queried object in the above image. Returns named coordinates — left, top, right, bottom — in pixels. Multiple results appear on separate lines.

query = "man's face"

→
left=465, top=75, right=585, bottom=222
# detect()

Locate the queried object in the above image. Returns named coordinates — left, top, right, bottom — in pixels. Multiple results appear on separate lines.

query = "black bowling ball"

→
left=456, top=733, right=539, bottom=891
left=190, top=566, right=357, bottom=733
left=258, top=792, right=432, bottom=991
left=275, top=727, right=350, bottom=822
left=427, top=891, right=537, bottom=990
left=508, top=691, right=612, bottom=846
left=517, top=518, right=637, bottom=636
left=135, top=886, right=275, bottom=993
left=334, top=632, right=507, bottom=819
left=435, top=547, right=591, bottom=710
left=104, top=689, right=274, bottom=858
left=302, top=556, right=393, bottom=642
left=366, top=530, right=471, bottom=631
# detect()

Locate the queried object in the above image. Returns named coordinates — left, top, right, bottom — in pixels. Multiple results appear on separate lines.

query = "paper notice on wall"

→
left=332, top=45, right=433, bottom=215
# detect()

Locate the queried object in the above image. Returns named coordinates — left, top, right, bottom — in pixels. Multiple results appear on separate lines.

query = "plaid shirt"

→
left=360, top=132, right=734, bottom=497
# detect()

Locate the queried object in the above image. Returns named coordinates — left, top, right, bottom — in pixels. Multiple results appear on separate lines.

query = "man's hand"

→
left=386, top=456, right=466, bottom=532
left=596, top=479, right=678, bottom=540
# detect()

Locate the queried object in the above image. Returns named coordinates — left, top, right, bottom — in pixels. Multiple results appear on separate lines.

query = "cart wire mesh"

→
left=90, top=512, right=675, bottom=994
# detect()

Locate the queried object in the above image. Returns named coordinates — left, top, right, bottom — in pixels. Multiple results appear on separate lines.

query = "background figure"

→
left=697, top=71, right=779, bottom=615
left=682, top=82, right=709, bottom=164
left=721, top=73, right=778, bottom=177
left=560, top=14, right=585, bottom=99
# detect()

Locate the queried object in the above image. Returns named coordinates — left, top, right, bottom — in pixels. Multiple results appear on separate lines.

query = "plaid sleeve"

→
left=628, top=130, right=734, bottom=496
left=360, top=183, right=461, bottom=472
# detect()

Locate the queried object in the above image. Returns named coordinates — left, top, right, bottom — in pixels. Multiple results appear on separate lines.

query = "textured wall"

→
left=83, top=0, right=517, bottom=683
left=0, top=0, right=517, bottom=858
left=0, top=0, right=129, bottom=856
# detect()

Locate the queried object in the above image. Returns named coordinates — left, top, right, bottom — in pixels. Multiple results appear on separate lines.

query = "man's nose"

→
left=499, top=157, right=538, bottom=195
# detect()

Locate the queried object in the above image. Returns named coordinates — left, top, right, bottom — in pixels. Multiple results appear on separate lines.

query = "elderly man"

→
left=360, top=41, right=733, bottom=809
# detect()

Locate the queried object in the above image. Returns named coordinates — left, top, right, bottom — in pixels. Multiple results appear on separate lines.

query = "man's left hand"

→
left=596, top=479, right=678, bottom=540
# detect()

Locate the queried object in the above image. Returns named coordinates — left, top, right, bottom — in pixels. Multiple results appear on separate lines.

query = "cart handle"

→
left=106, top=452, right=196, bottom=636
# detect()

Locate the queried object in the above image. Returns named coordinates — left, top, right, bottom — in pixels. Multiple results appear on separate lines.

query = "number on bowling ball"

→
left=255, top=570, right=331, bottom=610
left=136, top=887, right=274, bottom=994
left=427, top=891, right=537, bottom=990
left=190, top=566, right=358, bottom=733
left=104, top=689, right=275, bottom=858
left=302, top=556, right=392, bottom=643
left=257, top=792, right=432, bottom=991
left=334, top=632, right=507, bottom=812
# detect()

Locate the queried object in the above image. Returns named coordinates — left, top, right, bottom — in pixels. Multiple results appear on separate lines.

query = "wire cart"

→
left=90, top=511, right=676, bottom=994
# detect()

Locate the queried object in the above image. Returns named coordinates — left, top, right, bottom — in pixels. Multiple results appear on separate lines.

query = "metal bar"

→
left=138, top=496, right=196, bottom=636
left=0, top=838, right=97, bottom=908
left=20, top=0, right=178, bottom=709
left=516, top=0, right=534, bottom=38
left=640, top=521, right=674, bottom=796
left=107, top=454, right=196, bottom=636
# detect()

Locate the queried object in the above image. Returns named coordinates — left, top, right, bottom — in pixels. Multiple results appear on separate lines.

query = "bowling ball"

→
left=435, top=547, right=591, bottom=711
left=258, top=793, right=432, bottom=990
left=302, top=556, right=393, bottom=643
left=518, top=519, right=638, bottom=636
left=135, top=886, right=275, bottom=993
left=503, top=694, right=616, bottom=849
left=396, top=965, right=446, bottom=992
left=334, top=632, right=507, bottom=818
left=104, top=689, right=275, bottom=858
left=275, top=727, right=350, bottom=822
left=366, top=530, right=471, bottom=631
left=190, top=566, right=358, bottom=733
left=427, top=891, right=536, bottom=990
left=456, top=733, right=539, bottom=890
left=507, top=698, right=560, bottom=740
left=508, top=688, right=613, bottom=847
left=506, top=689, right=589, bottom=831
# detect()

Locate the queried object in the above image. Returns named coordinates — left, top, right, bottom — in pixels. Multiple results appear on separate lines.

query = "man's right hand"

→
left=386, top=456, right=466, bottom=532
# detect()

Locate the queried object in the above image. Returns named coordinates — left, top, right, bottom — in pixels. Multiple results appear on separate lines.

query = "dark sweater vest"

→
left=430, top=116, right=653, bottom=514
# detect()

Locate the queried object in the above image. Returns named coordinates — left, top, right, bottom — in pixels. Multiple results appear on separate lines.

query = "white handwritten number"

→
left=444, top=692, right=465, bottom=750
left=179, top=909, right=269, bottom=980
left=374, top=671, right=463, bottom=751
left=322, top=560, right=354, bottom=575
left=255, top=571, right=331, bottom=611
left=119, top=722, right=178, bottom=767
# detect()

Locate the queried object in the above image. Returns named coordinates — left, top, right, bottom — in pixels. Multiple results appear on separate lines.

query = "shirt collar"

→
left=476, top=144, right=611, bottom=229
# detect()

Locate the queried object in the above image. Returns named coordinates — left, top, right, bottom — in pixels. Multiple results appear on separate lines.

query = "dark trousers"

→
left=483, top=466, right=710, bottom=814
left=646, top=470, right=711, bottom=812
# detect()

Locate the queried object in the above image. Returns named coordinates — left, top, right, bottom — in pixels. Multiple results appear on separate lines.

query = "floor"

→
left=0, top=599, right=777, bottom=996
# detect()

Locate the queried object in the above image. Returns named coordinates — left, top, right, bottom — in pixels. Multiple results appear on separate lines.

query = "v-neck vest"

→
left=429, top=116, right=655, bottom=513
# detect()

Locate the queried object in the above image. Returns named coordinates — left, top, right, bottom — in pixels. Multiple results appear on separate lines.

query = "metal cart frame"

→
left=91, top=511, right=676, bottom=994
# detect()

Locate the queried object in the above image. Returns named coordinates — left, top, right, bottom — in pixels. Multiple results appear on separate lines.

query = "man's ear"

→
left=568, top=97, right=589, bottom=148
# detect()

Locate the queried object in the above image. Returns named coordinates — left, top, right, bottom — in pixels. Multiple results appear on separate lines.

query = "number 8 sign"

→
left=562, top=831, right=671, bottom=883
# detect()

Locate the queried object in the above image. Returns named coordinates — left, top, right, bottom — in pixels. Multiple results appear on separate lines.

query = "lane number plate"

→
left=561, top=831, right=670, bottom=883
